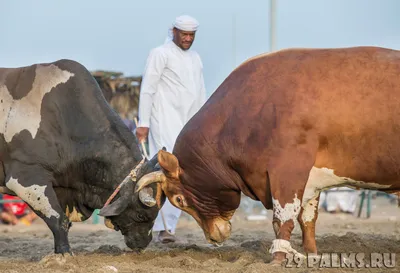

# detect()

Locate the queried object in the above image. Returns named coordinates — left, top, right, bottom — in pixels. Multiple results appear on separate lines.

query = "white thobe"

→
left=321, top=187, right=359, bottom=213
left=138, top=41, right=206, bottom=232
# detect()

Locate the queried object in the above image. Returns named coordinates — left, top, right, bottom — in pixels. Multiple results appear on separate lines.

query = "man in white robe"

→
left=136, top=15, right=207, bottom=243
left=319, top=187, right=359, bottom=214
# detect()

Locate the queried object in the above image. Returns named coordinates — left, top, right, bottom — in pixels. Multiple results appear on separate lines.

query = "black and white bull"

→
left=0, top=59, right=165, bottom=255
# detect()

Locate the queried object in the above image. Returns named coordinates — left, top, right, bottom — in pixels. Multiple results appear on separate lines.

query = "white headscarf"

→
left=164, top=15, right=199, bottom=44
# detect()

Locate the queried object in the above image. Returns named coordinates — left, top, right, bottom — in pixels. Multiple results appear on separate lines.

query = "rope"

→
left=102, top=158, right=145, bottom=208
left=133, top=117, right=173, bottom=235
left=269, top=239, right=306, bottom=258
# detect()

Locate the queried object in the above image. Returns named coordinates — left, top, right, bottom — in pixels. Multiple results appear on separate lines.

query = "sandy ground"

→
left=1, top=195, right=400, bottom=273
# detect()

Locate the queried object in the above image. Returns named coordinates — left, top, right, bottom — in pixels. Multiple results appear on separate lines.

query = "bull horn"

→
left=139, top=189, right=157, bottom=207
left=135, top=171, right=166, bottom=193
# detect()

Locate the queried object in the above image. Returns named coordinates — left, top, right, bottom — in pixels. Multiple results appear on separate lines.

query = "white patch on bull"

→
left=272, top=194, right=301, bottom=223
left=148, top=228, right=152, bottom=236
left=301, top=195, right=319, bottom=224
left=301, top=167, right=392, bottom=222
left=6, top=177, right=59, bottom=218
left=0, top=64, right=74, bottom=142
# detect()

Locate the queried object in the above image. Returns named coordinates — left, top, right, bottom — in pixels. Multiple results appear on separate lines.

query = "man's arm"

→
left=136, top=47, right=167, bottom=142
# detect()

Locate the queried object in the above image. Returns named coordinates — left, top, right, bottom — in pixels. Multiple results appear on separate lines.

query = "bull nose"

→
left=124, top=234, right=152, bottom=252
left=209, top=221, right=232, bottom=244
left=217, top=220, right=232, bottom=236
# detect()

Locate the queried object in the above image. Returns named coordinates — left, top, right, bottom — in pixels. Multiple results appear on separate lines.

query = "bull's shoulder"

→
left=51, top=59, right=91, bottom=76
left=38, top=59, right=93, bottom=82
left=0, top=59, right=91, bottom=82
left=237, top=46, right=400, bottom=68
left=0, top=59, right=94, bottom=100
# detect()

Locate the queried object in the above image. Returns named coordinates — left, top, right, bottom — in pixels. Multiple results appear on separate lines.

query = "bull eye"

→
left=135, top=213, right=147, bottom=222
left=176, top=196, right=182, bottom=206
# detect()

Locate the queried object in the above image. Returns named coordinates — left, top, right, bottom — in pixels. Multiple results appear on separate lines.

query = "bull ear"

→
left=158, top=149, right=180, bottom=178
left=98, top=197, right=129, bottom=217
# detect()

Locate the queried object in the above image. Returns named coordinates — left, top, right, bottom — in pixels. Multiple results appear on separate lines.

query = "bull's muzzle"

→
left=208, top=220, right=232, bottom=246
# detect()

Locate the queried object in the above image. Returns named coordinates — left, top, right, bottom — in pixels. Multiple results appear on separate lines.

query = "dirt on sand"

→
left=1, top=196, right=400, bottom=273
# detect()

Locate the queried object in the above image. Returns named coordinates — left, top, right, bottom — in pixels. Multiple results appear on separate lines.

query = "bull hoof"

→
left=39, top=253, right=76, bottom=269
left=268, top=252, right=286, bottom=267
left=55, top=244, right=72, bottom=255
left=158, top=230, right=176, bottom=244
left=269, top=258, right=285, bottom=267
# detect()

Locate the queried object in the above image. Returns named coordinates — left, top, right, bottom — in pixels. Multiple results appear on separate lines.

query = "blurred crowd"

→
left=0, top=194, right=38, bottom=226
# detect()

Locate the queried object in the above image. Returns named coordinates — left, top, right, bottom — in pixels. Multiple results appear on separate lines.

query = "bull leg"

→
left=5, top=164, right=72, bottom=254
left=297, top=193, right=320, bottom=253
left=267, top=149, right=316, bottom=265
left=269, top=191, right=304, bottom=265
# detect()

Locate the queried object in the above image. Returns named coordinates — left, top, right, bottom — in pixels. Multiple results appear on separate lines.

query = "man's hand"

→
left=136, top=127, right=149, bottom=143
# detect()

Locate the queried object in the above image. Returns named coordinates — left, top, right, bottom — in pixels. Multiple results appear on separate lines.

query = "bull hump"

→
left=4, top=65, right=36, bottom=100
left=0, top=64, right=74, bottom=142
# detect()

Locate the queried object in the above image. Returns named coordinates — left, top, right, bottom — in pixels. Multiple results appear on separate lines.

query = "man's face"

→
left=173, top=28, right=196, bottom=50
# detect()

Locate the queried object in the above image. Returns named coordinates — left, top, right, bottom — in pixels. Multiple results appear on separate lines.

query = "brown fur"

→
left=157, top=46, right=400, bottom=262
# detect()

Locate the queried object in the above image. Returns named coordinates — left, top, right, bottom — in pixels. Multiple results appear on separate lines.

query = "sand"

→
left=1, top=195, right=399, bottom=273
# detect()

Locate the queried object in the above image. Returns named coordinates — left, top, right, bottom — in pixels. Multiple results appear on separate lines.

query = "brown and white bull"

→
left=135, top=46, right=400, bottom=264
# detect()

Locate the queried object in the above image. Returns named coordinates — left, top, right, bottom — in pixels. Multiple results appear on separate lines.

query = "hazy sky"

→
left=1, top=0, right=400, bottom=97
